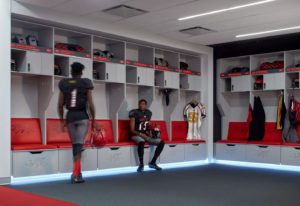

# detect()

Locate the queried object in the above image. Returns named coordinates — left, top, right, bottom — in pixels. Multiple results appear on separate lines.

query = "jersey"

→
left=129, top=109, right=152, bottom=135
left=183, top=103, right=206, bottom=140
left=59, top=77, right=94, bottom=123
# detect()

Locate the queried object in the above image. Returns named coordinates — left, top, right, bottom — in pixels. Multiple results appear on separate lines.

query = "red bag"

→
left=291, top=99, right=300, bottom=122
left=90, top=128, right=106, bottom=147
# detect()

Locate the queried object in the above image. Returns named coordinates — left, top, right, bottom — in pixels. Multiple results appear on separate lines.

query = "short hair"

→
left=71, top=62, right=84, bottom=76
left=139, top=99, right=148, bottom=105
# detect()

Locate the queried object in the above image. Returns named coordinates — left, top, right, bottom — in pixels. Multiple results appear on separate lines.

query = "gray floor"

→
left=9, top=164, right=300, bottom=206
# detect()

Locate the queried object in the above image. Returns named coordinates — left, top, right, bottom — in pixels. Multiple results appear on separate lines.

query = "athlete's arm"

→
left=57, top=91, right=66, bottom=130
left=130, top=117, right=148, bottom=139
left=87, top=90, right=100, bottom=130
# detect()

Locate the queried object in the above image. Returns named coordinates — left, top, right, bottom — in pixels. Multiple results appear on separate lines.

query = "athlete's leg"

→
left=67, top=119, right=89, bottom=183
left=132, top=136, right=146, bottom=172
left=147, top=138, right=165, bottom=170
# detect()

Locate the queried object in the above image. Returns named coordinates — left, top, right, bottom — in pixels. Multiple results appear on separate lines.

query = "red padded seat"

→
left=171, top=121, right=206, bottom=144
left=248, top=122, right=283, bottom=145
left=11, top=118, right=56, bottom=151
left=47, top=119, right=114, bottom=148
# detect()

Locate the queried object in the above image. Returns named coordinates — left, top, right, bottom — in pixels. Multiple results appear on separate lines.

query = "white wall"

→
left=0, top=0, right=11, bottom=184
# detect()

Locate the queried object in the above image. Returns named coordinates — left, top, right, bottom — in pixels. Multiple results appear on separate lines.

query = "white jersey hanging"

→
left=183, top=102, right=206, bottom=140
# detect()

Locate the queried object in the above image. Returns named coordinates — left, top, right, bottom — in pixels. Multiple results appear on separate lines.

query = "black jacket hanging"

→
left=248, top=96, right=266, bottom=141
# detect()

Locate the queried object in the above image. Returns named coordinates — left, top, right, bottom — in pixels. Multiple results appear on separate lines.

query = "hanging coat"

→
left=245, top=104, right=253, bottom=138
left=283, top=97, right=299, bottom=143
left=248, top=96, right=265, bottom=141
left=276, top=94, right=287, bottom=130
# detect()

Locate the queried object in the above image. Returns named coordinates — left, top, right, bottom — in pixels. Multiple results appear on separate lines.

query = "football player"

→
left=58, top=62, right=99, bottom=184
left=129, top=99, right=165, bottom=172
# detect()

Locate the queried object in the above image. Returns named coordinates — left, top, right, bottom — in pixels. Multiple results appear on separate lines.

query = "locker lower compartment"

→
left=160, top=144, right=185, bottom=163
left=97, top=146, right=133, bottom=169
left=58, top=148, right=98, bottom=173
left=215, top=143, right=246, bottom=161
left=12, top=150, right=59, bottom=177
left=281, top=146, right=300, bottom=166
left=131, top=145, right=159, bottom=166
left=184, top=143, right=207, bottom=161
left=245, top=145, right=281, bottom=164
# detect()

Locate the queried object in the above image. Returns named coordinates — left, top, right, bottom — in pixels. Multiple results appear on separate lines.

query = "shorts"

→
left=131, top=135, right=162, bottom=146
left=67, top=119, right=89, bottom=144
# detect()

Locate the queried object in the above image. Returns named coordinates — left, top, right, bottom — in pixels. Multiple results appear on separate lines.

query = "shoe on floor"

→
left=137, top=164, right=144, bottom=172
left=149, top=163, right=162, bottom=171
left=71, top=173, right=85, bottom=184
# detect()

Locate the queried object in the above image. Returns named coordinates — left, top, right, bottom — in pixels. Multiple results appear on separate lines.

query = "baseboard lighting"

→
left=11, top=160, right=209, bottom=185
left=178, top=0, right=276, bottom=21
left=215, top=160, right=300, bottom=172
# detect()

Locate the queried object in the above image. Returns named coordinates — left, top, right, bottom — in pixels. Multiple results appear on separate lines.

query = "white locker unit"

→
left=184, top=143, right=207, bottom=161
left=160, top=144, right=185, bottom=163
left=126, top=66, right=154, bottom=86
left=155, top=71, right=180, bottom=89
left=58, top=149, right=98, bottom=173
left=263, top=73, right=285, bottom=90
left=188, top=75, right=201, bottom=91
left=11, top=50, right=53, bottom=75
left=94, top=62, right=125, bottom=83
left=281, top=146, right=300, bottom=166
left=215, top=143, right=247, bottom=162
left=97, top=146, right=133, bottom=169
left=245, top=145, right=281, bottom=164
left=12, top=150, right=59, bottom=177
left=231, top=76, right=251, bottom=92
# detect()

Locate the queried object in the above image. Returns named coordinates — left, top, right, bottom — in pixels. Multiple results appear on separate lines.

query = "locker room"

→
left=1, top=0, right=300, bottom=206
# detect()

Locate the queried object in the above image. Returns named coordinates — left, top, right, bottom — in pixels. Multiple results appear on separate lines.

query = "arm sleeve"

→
left=85, top=79, right=94, bottom=90
left=129, top=110, right=137, bottom=118
left=58, top=80, right=64, bottom=92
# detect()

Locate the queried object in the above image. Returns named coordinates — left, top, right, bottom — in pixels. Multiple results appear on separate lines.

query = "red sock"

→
left=73, top=161, right=81, bottom=176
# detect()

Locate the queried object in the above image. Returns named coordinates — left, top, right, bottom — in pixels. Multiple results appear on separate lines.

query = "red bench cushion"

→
left=170, top=121, right=205, bottom=144
left=227, top=122, right=248, bottom=140
left=47, top=119, right=114, bottom=147
left=12, top=144, right=57, bottom=151
left=11, top=118, right=42, bottom=145
left=118, top=120, right=132, bottom=143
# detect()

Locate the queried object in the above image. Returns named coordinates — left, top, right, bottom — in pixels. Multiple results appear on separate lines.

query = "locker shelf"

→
left=54, top=28, right=91, bottom=59
left=12, top=19, right=54, bottom=51
left=93, top=36, right=125, bottom=64
left=126, top=43, right=154, bottom=68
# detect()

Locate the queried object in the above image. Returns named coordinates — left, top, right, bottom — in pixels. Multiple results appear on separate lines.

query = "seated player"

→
left=129, top=99, right=165, bottom=172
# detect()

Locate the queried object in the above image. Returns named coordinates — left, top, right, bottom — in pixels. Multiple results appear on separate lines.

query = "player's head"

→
left=71, top=62, right=84, bottom=77
left=139, top=99, right=147, bottom=111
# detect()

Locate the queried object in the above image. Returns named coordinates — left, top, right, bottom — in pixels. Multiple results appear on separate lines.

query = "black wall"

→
left=211, top=32, right=300, bottom=141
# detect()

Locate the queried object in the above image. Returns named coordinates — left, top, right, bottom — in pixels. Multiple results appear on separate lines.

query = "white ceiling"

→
left=15, top=0, right=300, bottom=45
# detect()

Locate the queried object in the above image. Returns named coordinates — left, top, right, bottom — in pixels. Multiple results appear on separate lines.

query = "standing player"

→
left=129, top=99, right=165, bottom=172
left=58, top=62, right=99, bottom=184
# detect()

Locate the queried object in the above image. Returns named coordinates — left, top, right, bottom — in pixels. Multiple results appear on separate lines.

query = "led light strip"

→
left=215, top=160, right=300, bottom=172
left=236, top=26, right=300, bottom=38
left=11, top=160, right=209, bottom=185
left=178, top=0, right=276, bottom=21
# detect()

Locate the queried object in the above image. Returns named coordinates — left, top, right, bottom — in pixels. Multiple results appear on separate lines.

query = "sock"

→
left=150, top=141, right=165, bottom=164
left=73, top=160, right=81, bottom=176
left=137, top=142, right=145, bottom=165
